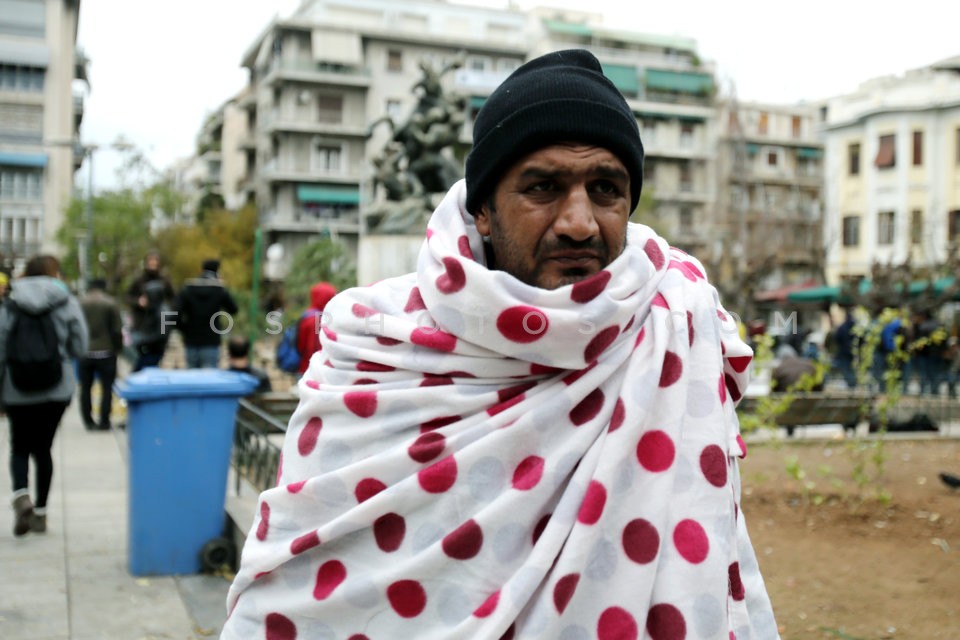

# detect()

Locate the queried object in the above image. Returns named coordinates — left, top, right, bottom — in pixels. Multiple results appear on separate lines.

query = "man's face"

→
left=145, top=256, right=160, bottom=272
left=475, top=143, right=631, bottom=290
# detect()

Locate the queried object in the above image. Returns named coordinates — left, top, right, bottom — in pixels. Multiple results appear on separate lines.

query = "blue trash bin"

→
left=115, top=368, right=258, bottom=576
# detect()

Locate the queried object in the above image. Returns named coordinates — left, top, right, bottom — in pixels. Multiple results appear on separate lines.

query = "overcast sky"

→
left=76, top=0, right=960, bottom=189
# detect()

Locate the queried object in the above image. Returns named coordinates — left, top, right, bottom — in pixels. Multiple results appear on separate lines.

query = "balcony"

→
left=261, top=160, right=360, bottom=185
left=260, top=112, right=368, bottom=137
left=649, top=182, right=710, bottom=203
left=642, top=140, right=712, bottom=161
left=263, top=60, right=371, bottom=88
left=262, top=210, right=362, bottom=235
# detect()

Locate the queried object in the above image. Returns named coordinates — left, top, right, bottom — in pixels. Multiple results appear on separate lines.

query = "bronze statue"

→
left=366, top=53, right=467, bottom=234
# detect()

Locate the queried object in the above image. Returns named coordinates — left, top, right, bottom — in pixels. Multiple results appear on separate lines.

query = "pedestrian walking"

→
left=77, top=278, right=123, bottom=430
left=0, top=255, right=87, bottom=536
left=175, top=259, right=238, bottom=368
left=126, top=250, right=175, bottom=371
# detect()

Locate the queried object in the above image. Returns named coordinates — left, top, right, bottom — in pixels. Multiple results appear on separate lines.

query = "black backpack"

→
left=5, top=298, right=65, bottom=392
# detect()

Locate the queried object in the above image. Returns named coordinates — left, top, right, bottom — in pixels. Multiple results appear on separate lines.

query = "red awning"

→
left=754, top=279, right=820, bottom=303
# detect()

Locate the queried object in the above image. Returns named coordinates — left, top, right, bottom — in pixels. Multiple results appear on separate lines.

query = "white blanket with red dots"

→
left=223, top=180, right=780, bottom=640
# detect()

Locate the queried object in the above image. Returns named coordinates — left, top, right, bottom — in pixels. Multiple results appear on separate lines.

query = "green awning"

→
left=645, top=68, right=714, bottom=95
left=786, top=277, right=959, bottom=304
left=601, top=63, right=639, bottom=96
left=786, top=285, right=842, bottom=304
left=296, top=184, right=360, bottom=205
left=797, top=147, right=823, bottom=159
left=908, top=276, right=956, bottom=295
left=469, top=96, right=487, bottom=110
left=745, top=143, right=760, bottom=155
left=543, top=19, right=592, bottom=37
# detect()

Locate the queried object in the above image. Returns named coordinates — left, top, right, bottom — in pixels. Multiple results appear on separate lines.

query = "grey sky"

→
left=77, top=0, right=960, bottom=190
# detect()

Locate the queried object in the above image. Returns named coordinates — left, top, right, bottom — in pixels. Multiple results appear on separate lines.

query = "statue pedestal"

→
left=358, top=235, right=423, bottom=285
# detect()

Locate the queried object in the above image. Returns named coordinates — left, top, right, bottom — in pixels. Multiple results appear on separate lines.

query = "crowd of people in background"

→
left=747, top=304, right=960, bottom=397
left=1, top=249, right=336, bottom=538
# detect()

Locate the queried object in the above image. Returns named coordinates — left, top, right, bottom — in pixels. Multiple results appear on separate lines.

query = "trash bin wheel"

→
left=200, top=536, right=236, bottom=572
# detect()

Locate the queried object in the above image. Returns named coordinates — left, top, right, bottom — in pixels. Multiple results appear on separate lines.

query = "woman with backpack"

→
left=0, top=255, right=87, bottom=536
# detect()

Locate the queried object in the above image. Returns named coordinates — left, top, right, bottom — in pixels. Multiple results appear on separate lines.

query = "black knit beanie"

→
left=465, top=49, right=644, bottom=215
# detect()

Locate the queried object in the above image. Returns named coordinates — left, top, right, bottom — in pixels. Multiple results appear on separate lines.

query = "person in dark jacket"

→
left=126, top=251, right=175, bottom=371
left=0, top=255, right=88, bottom=536
left=78, top=278, right=123, bottom=430
left=175, top=259, right=238, bottom=368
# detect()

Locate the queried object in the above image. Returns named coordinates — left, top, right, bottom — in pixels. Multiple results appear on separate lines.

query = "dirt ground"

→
left=740, top=436, right=960, bottom=639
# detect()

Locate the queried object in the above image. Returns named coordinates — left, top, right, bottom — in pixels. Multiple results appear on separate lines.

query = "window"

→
left=877, top=211, right=895, bottom=245
left=385, top=99, right=402, bottom=119
left=642, top=120, right=657, bottom=145
left=842, top=215, right=860, bottom=247
left=956, top=128, right=960, bottom=164
left=767, top=151, right=779, bottom=167
left=758, top=112, right=768, bottom=135
left=0, top=167, right=42, bottom=201
left=679, top=122, right=694, bottom=147
left=910, top=209, right=923, bottom=245
left=316, top=95, right=342, bottom=123
left=679, top=207, right=693, bottom=233
left=468, top=56, right=490, bottom=72
left=849, top=143, right=860, bottom=175
left=912, top=130, right=923, bottom=166
left=643, top=159, right=656, bottom=184
left=730, top=185, right=744, bottom=209
left=386, top=49, right=403, bottom=72
left=727, top=110, right=739, bottom=131
left=313, top=144, right=341, bottom=172
left=950, top=210, right=960, bottom=238
left=496, top=58, right=521, bottom=73
left=680, top=162, right=693, bottom=191
left=791, top=115, right=801, bottom=138
left=0, top=64, right=44, bottom=91
left=875, top=134, right=895, bottom=168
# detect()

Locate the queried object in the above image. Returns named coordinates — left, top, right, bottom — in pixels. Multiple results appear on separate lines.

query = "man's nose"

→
left=553, top=188, right=599, bottom=241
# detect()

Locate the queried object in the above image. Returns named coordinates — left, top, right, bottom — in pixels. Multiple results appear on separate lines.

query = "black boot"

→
left=13, top=494, right=34, bottom=537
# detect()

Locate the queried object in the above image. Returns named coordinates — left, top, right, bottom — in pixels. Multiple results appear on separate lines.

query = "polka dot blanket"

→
left=223, top=180, right=780, bottom=640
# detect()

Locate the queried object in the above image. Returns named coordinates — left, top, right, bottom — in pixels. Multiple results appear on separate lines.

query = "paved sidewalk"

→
left=0, top=397, right=231, bottom=639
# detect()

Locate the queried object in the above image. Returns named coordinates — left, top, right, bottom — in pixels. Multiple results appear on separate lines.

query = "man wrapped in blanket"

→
left=222, top=49, right=780, bottom=640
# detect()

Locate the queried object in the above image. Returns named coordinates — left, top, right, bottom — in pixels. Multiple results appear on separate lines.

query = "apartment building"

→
left=822, top=57, right=960, bottom=285
left=531, top=9, right=718, bottom=256
left=175, top=95, right=250, bottom=219
left=220, top=0, right=719, bottom=277
left=234, top=0, right=528, bottom=273
left=0, top=0, right=84, bottom=272
left=715, top=100, right=825, bottom=290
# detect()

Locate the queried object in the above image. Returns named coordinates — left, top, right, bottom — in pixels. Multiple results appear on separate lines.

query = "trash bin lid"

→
left=115, top=368, right=260, bottom=401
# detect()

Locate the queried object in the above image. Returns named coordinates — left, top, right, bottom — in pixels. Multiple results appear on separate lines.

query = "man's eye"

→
left=592, top=180, right=621, bottom=195
left=526, top=181, right=554, bottom=193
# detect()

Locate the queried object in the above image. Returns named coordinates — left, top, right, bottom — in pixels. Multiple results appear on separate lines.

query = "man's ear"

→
left=474, top=204, right=491, bottom=237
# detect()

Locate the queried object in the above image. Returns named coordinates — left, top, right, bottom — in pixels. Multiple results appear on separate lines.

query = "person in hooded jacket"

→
left=297, top=282, right=337, bottom=375
left=175, top=259, right=238, bottom=368
left=0, top=255, right=87, bottom=536
left=295, top=281, right=337, bottom=374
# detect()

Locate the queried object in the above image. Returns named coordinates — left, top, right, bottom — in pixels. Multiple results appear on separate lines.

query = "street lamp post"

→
left=81, top=143, right=97, bottom=292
